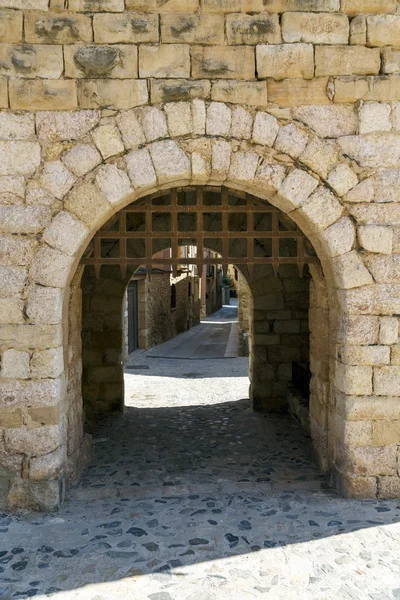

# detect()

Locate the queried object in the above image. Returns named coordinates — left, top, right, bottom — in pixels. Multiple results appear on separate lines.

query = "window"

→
left=170, top=284, right=177, bottom=310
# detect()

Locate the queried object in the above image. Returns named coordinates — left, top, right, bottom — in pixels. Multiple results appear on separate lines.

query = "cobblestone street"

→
left=1, top=306, right=400, bottom=599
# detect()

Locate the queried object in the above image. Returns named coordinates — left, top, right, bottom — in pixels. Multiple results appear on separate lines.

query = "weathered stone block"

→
left=0, top=324, right=62, bottom=350
left=28, top=405, right=60, bottom=426
left=341, top=0, right=396, bottom=14
left=126, top=0, right=198, bottom=10
left=211, top=139, right=231, bottom=183
left=126, top=148, right=157, bottom=190
left=274, top=123, right=308, bottom=158
left=139, top=44, right=190, bottom=78
left=0, top=141, right=40, bottom=176
left=78, top=79, right=148, bottom=110
left=337, top=344, right=390, bottom=366
left=1, top=349, right=30, bottom=379
left=300, top=187, right=343, bottom=232
left=359, top=102, right=391, bottom=134
left=192, top=99, right=206, bottom=135
left=94, top=13, right=158, bottom=44
left=373, top=169, right=400, bottom=203
left=65, top=44, right=137, bottom=79
left=40, top=161, right=76, bottom=200
left=116, top=109, right=146, bottom=150
left=0, top=297, right=24, bottom=324
left=282, top=12, right=348, bottom=44
left=332, top=250, right=373, bottom=289
left=25, top=12, right=93, bottom=44
left=252, top=111, right=279, bottom=147
left=36, top=110, right=100, bottom=142
left=335, top=361, right=372, bottom=395
left=0, top=77, right=7, bottom=108
left=339, top=134, right=400, bottom=168
left=300, top=138, right=338, bottom=178
left=0, top=206, right=50, bottom=234
left=322, top=217, right=355, bottom=257
left=374, top=366, right=400, bottom=396
left=138, top=106, right=168, bottom=142
left=43, top=211, right=89, bottom=257
left=211, top=80, right=267, bottom=105
left=0, top=408, right=22, bottom=427
left=31, top=347, right=64, bottom=380
left=382, top=48, right=400, bottom=74
left=149, top=140, right=190, bottom=184
left=151, top=79, right=211, bottom=103
left=367, top=15, right=400, bottom=48
left=206, top=102, right=231, bottom=137
left=0, top=236, right=36, bottom=266
left=5, top=425, right=62, bottom=456
left=293, top=105, right=357, bottom=139
left=162, top=13, right=224, bottom=45
left=0, top=265, right=26, bottom=298
left=95, top=163, right=133, bottom=205
left=68, top=0, right=124, bottom=10
left=254, top=162, right=286, bottom=198
left=380, top=317, right=398, bottom=345
left=229, top=151, right=259, bottom=184
left=0, top=10, right=22, bottom=43
left=27, top=285, right=63, bottom=324
left=230, top=106, right=253, bottom=140
left=327, top=164, right=358, bottom=196
left=350, top=15, right=366, bottom=46
left=226, top=13, right=281, bottom=45
left=92, top=123, right=124, bottom=159
left=0, top=43, right=63, bottom=79
left=10, top=79, right=77, bottom=110
left=192, top=46, right=255, bottom=80
left=0, top=0, right=47, bottom=7
left=279, top=169, right=319, bottom=210
left=62, top=143, right=102, bottom=177
left=335, top=442, right=397, bottom=477
left=358, top=225, right=393, bottom=255
left=165, top=102, right=192, bottom=137
left=364, top=255, right=400, bottom=284
left=29, top=446, right=66, bottom=481
left=378, top=476, right=400, bottom=499
left=257, top=44, right=314, bottom=80
left=315, top=46, right=380, bottom=77
left=0, top=113, right=33, bottom=142
left=65, top=180, right=111, bottom=228
left=344, top=178, right=374, bottom=204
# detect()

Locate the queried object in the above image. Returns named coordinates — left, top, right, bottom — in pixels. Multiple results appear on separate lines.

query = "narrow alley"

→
left=1, top=306, right=400, bottom=600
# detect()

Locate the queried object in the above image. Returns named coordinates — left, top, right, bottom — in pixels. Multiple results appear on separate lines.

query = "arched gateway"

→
left=0, top=102, right=398, bottom=510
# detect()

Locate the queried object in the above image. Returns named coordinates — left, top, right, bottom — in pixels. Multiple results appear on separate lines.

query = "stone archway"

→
left=1, top=101, right=392, bottom=511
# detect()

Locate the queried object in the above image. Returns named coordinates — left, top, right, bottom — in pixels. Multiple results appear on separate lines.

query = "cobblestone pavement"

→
left=1, top=307, right=400, bottom=599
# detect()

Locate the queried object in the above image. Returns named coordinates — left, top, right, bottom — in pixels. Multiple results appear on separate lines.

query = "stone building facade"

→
left=1, top=0, right=400, bottom=510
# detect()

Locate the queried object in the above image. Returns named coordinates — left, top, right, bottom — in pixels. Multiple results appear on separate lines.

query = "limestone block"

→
left=0, top=177, right=25, bottom=202
left=126, top=148, right=157, bottom=190
left=25, top=12, right=93, bottom=44
left=0, top=206, right=51, bottom=234
left=94, top=13, right=159, bottom=44
left=338, top=283, right=400, bottom=315
left=0, top=141, right=40, bottom=176
left=191, top=147, right=211, bottom=182
left=301, top=139, right=338, bottom=179
left=279, top=169, right=319, bottom=210
left=382, top=48, right=400, bottom=74
left=0, top=298, right=23, bottom=324
left=351, top=205, right=400, bottom=227
left=322, top=217, right=355, bottom=257
left=95, top=163, right=133, bottom=205
left=211, top=81, right=267, bottom=106
left=380, top=317, right=398, bottom=345
left=42, top=211, right=89, bottom=257
left=37, top=112, right=100, bottom=144
left=378, top=476, right=400, bottom=499
left=333, top=414, right=372, bottom=447
left=25, top=182, right=55, bottom=207
left=0, top=113, right=35, bottom=141
left=151, top=79, right=211, bottom=103
left=0, top=408, right=22, bottom=427
left=340, top=133, right=400, bottom=167
left=10, top=80, right=78, bottom=111
left=373, top=169, right=400, bottom=203
left=282, top=12, right=348, bottom=44
left=27, top=285, right=63, bottom=324
left=0, top=324, right=62, bottom=351
left=192, top=99, right=206, bottom=135
left=211, top=140, right=231, bottom=182
left=274, top=123, right=308, bottom=158
left=0, top=265, right=26, bottom=297
left=30, top=245, right=75, bottom=289
left=374, top=366, right=400, bottom=396
left=226, top=13, right=281, bottom=45
left=5, top=425, right=62, bottom=456
left=293, top=105, right=358, bottom=138
left=343, top=178, right=374, bottom=203
left=31, top=347, right=64, bottom=380
left=392, top=345, right=400, bottom=365
left=372, top=422, right=400, bottom=448
left=335, top=442, right=397, bottom=477
left=62, top=143, right=102, bottom=177
left=65, top=180, right=111, bottom=228
left=263, top=0, right=340, bottom=10
left=358, top=225, right=393, bottom=255
left=66, top=44, right=137, bottom=80
left=116, top=109, right=146, bottom=150
left=332, top=250, right=373, bottom=289
left=256, top=43, right=314, bottom=80
left=391, top=103, right=400, bottom=131
left=299, top=187, right=343, bottom=233
left=139, top=44, right=189, bottom=78
left=68, top=0, right=124, bottom=10
left=206, top=102, right=231, bottom=137
left=192, top=46, right=255, bottom=80
left=126, top=0, right=198, bottom=10
left=364, top=255, right=400, bottom=284
left=165, top=102, right=192, bottom=137
left=202, top=0, right=263, bottom=13
left=92, top=123, right=124, bottom=159
left=0, top=236, right=36, bottom=266
left=335, top=361, right=372, bottom=395
left=365, top=75, right=400, bottom=102
left=0, top=44, right=63, bottom=79
left=254, top=162, right=286, bottom=196
left=327, top=164, right=358, bottom=196
left=341, top=0, right=396, bottom=14
left=333, top=76, right=369, bottom=103
left=337, top=344, right=390, bottom=366
left=1, top=349, right=30, bottom=379
left=350, top=15, right=366, bottom=46
left=228, top=152, right=259, bottom=184
left=162, top=13, right=224, bottom=45
left=29, top=446, right=66, bottom=481
left=252, top=111, right=279, bottom=147
left=359, top=102, right=391, bottom=135
left=0, top=9, right=22, bottom=43
left=149, top=140, right=190, bottom=184
left=315, top=46, right=380, bottom=77
left=333, top=315, right=379, bottom=345
left=367, top=15, right=400, bottom=48
left=230, top=107, right=253, bottom=140
left=138, top=106, right=168, bottom=142
left=40, top=161, right=76, bottom=200
left=78, top=79, right=148, bottom=110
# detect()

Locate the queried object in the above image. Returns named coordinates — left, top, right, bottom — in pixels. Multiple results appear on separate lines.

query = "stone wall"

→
left=1, top=0, right=400, bottom=508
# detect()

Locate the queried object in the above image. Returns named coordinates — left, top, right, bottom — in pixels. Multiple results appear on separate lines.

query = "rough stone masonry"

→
left=0, top=0, right=400, bottom=511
